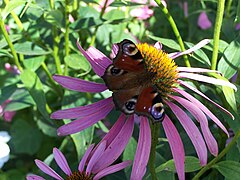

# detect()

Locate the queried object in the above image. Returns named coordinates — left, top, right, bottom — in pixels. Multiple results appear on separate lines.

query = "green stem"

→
left=155, top=0, right=191, bottom=67
left=90, top=0, right=109, bottom=46
left=211, top=0, right=225, bottom=70
left=226, top=0, right=233, bottom=18
left=0, top=18, right=23, bottom=71
left=64, top=0, right=70, bottom=75
left=49, top=0, right=62, bottom=75
left=41, top=62, right=63, bottom=96
left=193, top=130, right=240, bottom=179
left=149, top=122, right=160, bottom=180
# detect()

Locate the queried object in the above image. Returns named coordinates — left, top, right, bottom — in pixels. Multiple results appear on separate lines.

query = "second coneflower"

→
left=51, top=39, right=236, bottom=180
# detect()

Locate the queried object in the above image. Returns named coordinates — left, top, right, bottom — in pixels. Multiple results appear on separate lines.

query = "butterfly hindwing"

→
left=135, top=86, right=165, bottom=122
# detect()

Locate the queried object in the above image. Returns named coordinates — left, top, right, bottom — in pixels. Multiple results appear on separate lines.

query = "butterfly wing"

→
left=112, top=86, right=165, bottom=122
left=102, top=39, right=147, bottom=91
left=135, top=86, right=165, bottom=122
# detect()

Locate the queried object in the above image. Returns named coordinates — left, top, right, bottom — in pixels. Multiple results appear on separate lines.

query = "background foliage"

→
left=0, top=0, right=240, bottom=179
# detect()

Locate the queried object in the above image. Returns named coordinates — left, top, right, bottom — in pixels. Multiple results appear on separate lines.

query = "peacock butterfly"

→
left=102, top=39, right=165, bottom=122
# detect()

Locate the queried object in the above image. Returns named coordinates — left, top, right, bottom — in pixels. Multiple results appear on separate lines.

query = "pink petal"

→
left=162, top=115, right=185, bottom=180
left=171, top=95, right=218, bottom=156
left=174, top=87, right=229, bottom=136
left=111, top=44, right=119, bottom=59
left=78, top=144, right=95, bottom=172
left=92, top=115, right=134, bottom=173
left=91, top=113, right=126, bottom=155
left=86, top=141, right=106, bottom=174
left=86, top=47, right=112, bottom=69
left=154, top=41, right=162, bottom=50
left=165, top=100, right=208, bottom=166
left=77, top=41, right=111, bottom=76
left=178, top=72, right=237, bottom=91
left=51, top=97, right=113, bottom=119
left=26, top=174, right=45, bottom=180
left=53, top=75, right=107, bottom=93
left=57, top=104, right=114, bottom=136
left=177, top=67, right=219, bottom=73
left=53, top=148, right=72, bottom=176
left=93, top=160, right=131, bottom=180
left=169, top=39, right=210, bottom=59
left=198, top=12, right=212, bottom=30
left=178, top=80, right=234, bottom=119
left=35, top=160, right=63, bottom=180
left=131, top=116, right=151, bottom=180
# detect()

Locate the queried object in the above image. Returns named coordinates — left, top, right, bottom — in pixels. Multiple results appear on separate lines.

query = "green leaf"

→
left=70, top=17, right=103, bottom=30
left=213, top=161, right=240, bottom=178
left=20, top=69, right=50, bottom=120
left=4, top=89, right=35, bottom=111
left=0, top=84, right=17, bottom=104
left=9, top=119, right=43, bottom=155
left=217, top=36, right=240, bottom=79
left=14, top=42, right=51, bottom=55
left=64, top=53, right=91, bottom=72
left=23, top=56, right=45, bottom=71
left=0, top=34, right=22, bottom=49
left=210, top=73, right=237, bottom=112
left=44, top=10, right=63, bottom=28
left=155, top=156, right=201, bottom=173
left=37, top=120, right=57, bottom=137
left=1, top=0, right=27, bottom=20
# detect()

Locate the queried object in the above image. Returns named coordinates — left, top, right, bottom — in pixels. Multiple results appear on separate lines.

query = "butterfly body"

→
left=102, top=39, right=165, bottom=122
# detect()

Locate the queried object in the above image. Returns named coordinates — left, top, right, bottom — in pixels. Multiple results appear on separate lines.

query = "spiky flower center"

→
left=136, top=43, right=178, bottom=96
left=66, top=171, right=92, bottom=180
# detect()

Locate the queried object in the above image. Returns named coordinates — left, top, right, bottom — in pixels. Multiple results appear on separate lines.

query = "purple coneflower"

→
left=51, top=39, right=236, bottom=180
left=27, top=139, right=131, bottom=180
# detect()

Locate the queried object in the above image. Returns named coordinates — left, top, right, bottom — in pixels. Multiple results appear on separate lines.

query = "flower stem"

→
left=49, top=0, right=62, bottom=75
left=0, top=18, right=23, bottom=72
left=64, top=0, right=70, bottom=76
left=41, top=62, right=63, bottom=96
left=211, top=0, right=225, bottom=70
left=149, top=122, right=160, bottom=180
left=193, top=129, right=240, bottom=179
left=154, top=0, right=191, bottom=67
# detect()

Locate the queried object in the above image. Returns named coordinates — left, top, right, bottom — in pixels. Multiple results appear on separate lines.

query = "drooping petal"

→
left=171, top=96, right=218, bottom=156
left=77, top=41, right=111, bottom=76
left=91, top=113, right=126, bottom=155
left=57, top=104, right=114, bottom=136
left=35, top=160, right=63, bottom=180
left=53, top=148, right=72, bottom=176
left=178, top=80, right=234, bottom=119
left=53, top=75, right=108, bottom=93
left=78, top=144, right=95, bottom=172
left=92, top=115, right=134, bottom=173
left=165, top=100, right=208, bottom=166
left=93, top=160, right=131, bottom=180
left=86, top=141, right=106, bottom=174
left=177, top=67, right=220, bottom=73
left=131, top=116, right=151, bottom=180
left=162, top=115, right=185, bottom=180
left=26, top=174, right=45, bottom=180
left=169, top=39, right=210, bottom=59
left=51, top=97, right=113, bottom=119
left=175, top=88, right=229, bottom=136
left=178, top=72, right=237, bottom=91
left=86, top=46, right=112, bottom=69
